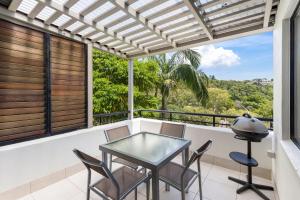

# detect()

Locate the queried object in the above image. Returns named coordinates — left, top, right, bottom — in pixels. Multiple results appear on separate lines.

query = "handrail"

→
left=93, top=110, right=273, bottom=130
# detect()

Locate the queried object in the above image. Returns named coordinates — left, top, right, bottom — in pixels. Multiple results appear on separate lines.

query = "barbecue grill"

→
left=228, top=113, right=273, bottom=200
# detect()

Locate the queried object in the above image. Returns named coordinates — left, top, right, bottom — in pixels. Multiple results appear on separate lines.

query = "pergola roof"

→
left=0, top=0, right=279, bottom=58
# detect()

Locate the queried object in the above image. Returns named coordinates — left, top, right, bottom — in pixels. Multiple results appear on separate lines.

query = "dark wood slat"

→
left=51, top=53, right=84, bottom=63
left=0, top=48, right=43, bottom=60
left=0, top=40, right=43, bottom=55
left=0, top=75, right=44, bottom=84
left=0, top=54, right=43, bottom=66
left=0, top=89, right=44, bottom=95
left=52, top=84, right=85, bottom=91
left=0, top=101, right=44, bottom=109
left=52, top=99, right=85, bottom=106
left=51, top=63, right=85, bottom=72
left=52, top=68, right=85, bottom=76
left=0, top=124, right=45, bottom=136
left=0, top=68, right=44, bottom=78
left=51, top=90, right=85, bottom=96
left=52, top=113, right=85, bottom=123
left=52, top=109, right=86, bottom=117
left=52, top=104, right=85, bottom=112
left=50, top=46, right=84, bottom=58
left=51, top=95, right=85, bottom=101
left=51, top=37, right=83, bottom=49
left=51, top=73, right=85, bottom=81
left=0, top=107, right=45, bottom=116
left=0, top=82, right=44, bottom=90
left=0, top=118, right=45, bottom=130
left=0, top=95, right=45, bottom=102
left=0, top=27, right=43, bottom=43
left=0, top=20, right=43, bottom=38
left=51, top=57, right=84, bottom=67
left=0, top=130, right=45, bottom=142
left=0, top=61, right=45, bottom=73
left=0, top=113, right=44, bottom=123
left=50, top=79, right=85, bottom=86
left=0, top=32, right=43, bottom=49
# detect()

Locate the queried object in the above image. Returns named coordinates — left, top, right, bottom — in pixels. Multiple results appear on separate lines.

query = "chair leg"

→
left=109, top=154, right=112, bottom=171
left=86, top=170, right=91, bottom=200
left=146, top=179, right=150, bottom=200
left=197, top=161, right=203, bottom=200
left=181, top=190, right=185, bottom=200
left=135, top=188, right=137, bottom=200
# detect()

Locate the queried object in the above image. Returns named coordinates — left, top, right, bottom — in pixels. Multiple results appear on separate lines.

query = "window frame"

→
left=290, top=1, right=300, bottom=150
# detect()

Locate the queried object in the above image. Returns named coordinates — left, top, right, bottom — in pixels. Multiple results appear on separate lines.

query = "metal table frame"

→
left=99, top=132, right=191, bottom=200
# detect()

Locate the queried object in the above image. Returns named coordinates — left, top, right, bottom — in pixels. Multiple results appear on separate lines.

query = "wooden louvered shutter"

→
left=50, top=36, right=87, bottom=134
left=0, top=20, right=46, bottom=142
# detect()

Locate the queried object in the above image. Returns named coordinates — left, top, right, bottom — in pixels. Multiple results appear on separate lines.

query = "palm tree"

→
left=148, top=49, right=209, bottom=111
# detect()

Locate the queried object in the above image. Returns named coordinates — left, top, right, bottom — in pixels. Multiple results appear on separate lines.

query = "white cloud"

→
left=194, top=45, right=240, bottom=68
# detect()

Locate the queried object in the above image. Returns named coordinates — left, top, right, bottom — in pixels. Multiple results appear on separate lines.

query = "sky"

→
left=193, top=32, right=273, bottom=81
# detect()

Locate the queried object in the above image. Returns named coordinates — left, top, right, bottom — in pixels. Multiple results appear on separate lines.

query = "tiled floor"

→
left=17, top=156, right=278, bottom=200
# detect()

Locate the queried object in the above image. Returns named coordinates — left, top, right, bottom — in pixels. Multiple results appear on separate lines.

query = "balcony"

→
left=1, top=0, right=300, bottom=200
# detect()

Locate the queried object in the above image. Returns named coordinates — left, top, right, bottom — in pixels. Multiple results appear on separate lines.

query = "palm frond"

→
left=170, top=49, right=201, bottom=69
left=171, top=64, right=209, bottom=105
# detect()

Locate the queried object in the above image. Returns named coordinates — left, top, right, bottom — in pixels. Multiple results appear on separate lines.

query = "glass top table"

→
left=99, top=132, right=191, bottom=200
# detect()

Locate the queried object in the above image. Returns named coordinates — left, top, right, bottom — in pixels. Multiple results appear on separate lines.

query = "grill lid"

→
left=231, top=113, right=268, bottom=139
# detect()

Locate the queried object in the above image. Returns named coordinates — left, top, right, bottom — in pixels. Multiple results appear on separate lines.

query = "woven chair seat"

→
left=159, top=162, right=197, bottom=189
left=113, top=157, right=139, bottom=170
left=93, top=166, right=147, bottom=200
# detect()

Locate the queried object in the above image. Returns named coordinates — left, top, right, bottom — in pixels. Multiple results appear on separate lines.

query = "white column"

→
left=87, top=43, right=93, bottom=127
left=128, top=59, right=134, bottom=120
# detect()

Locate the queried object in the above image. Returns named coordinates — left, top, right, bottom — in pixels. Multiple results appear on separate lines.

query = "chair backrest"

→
left=104, top=125, right=130, bottom=142
left=160, top=122, right=186, bottom=138
left=73, top=149, right=110, bottom=178
left=187, top=140, right=212, bottom=167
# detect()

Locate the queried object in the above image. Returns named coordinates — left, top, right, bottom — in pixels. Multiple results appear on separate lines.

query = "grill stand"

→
left=228, top=137, right=274, bottom=200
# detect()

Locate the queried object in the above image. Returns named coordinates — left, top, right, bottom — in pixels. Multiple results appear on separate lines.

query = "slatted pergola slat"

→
left=0, top=0, right=279, bottom=58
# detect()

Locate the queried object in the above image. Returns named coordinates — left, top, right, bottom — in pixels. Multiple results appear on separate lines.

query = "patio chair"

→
left=104, top=125, right=139, bottom=170
left=73, top=149, right=151, bottom=200
left=160, top=122, right=186, bottom=138
left=159, top=140, right=212, bottom=200
left=160, top=122, right=186, bottom=164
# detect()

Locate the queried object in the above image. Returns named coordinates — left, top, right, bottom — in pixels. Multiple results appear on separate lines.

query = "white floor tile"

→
left=206, top=165, right=240, bottom=188
left=16, top=194, right=35, bottom=200
left=31, top=179, right=82, bottom=200
left=202, top=179, right=237, bottom=200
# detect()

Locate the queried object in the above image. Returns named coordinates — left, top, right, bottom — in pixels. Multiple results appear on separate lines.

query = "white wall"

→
left=273, top=0, right=300, bottom=199
left=139, top=118, right=273, bottom=169
left=0, top=120, right=136, bottom=193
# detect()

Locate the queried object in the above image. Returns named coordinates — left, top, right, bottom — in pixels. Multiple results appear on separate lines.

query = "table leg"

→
left=184, top=147, right=189, bottom=166
left=102, top=151, right=108, bottom=165
left=151, top=168, right=159, bottom=200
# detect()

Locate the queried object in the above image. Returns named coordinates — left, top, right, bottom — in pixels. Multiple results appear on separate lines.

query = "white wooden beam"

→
left=93, top=7, right=119, bottom=23
left=28, top=2, right=45, bottom=19
left=80, top=0, right=105, bottom=17
left=64, top=0, right=79, bottom=9
left=146, top=2, right=186, bottom=20
left=206, top=0, right=252, bottom=18
left=87, top=43, right=93, bottom=128
left=264, top=0, right=273, bottom=28
left=59, top=18, right=76, bottom=30
left=45, top=11, right=61, bottom=25
left=39, top=0, right=146, bottom=53
left=0, top=6, right=127, bottom=58
left=71, top=25, right=87, bottom=35
left=8, top=0, right=22, bottom=12
left=137, top=0, right=169, bottom=14
left=182, top=0, right=213, bottom=40
left=128, top=59, right=134, bottom=120
left=128, top=25, right=273, bottom=58
left=111, top=0, right=177, bottom=48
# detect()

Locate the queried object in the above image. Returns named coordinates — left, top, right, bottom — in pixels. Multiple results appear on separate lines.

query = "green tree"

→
left=93, top=49, right=159, bottom=113
left=147, top=50, right=209, bottom=110
left=206, top=88, right=234, bottom=113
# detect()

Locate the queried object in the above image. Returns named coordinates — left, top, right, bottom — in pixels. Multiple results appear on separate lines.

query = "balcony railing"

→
left=93, top=110, right=273, bottom=130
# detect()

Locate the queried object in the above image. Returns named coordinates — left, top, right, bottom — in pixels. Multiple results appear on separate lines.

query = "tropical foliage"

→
left=93, top=49, right=273, bottom=118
